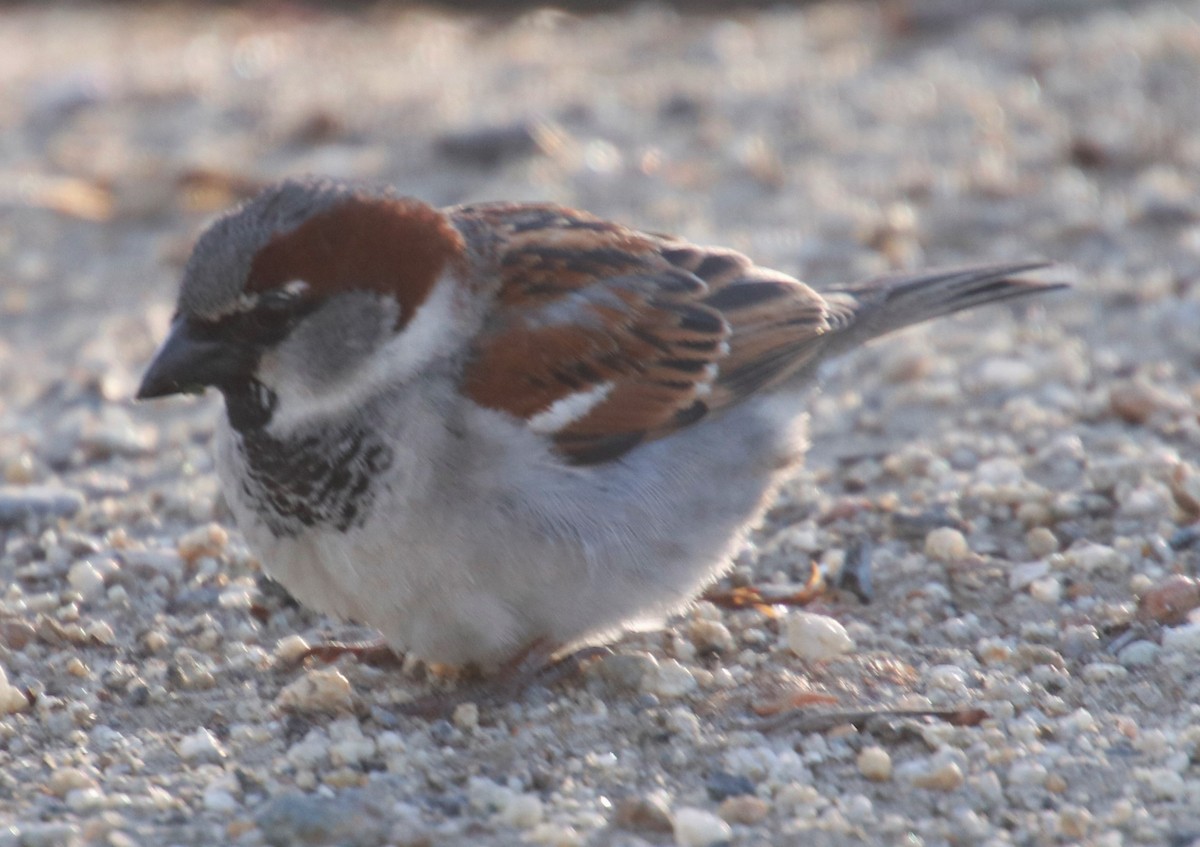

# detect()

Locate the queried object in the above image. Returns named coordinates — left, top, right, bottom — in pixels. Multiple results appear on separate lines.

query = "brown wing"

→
left=455, top=203, right=835, bottom=465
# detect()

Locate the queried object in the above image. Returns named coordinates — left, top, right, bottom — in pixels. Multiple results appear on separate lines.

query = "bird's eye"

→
left=240, top=290, right=309, bottom=343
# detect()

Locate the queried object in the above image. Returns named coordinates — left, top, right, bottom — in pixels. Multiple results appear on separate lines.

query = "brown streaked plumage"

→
left=456, top=204, right=843, bottom=464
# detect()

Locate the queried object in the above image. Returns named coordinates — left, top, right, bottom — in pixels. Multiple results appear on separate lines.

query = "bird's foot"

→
left=296, top=636, right=405, bottom=668
left=395, top=640, right=611, bottom=718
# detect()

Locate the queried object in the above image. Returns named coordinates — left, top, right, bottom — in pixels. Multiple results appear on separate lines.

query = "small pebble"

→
left=975, top=457, right=1025, bottom=486
left=275, top=668, right=354, bottom=714
left=64, top=786, right=104, bottom=811
left=1137, top=575, right=1200, bottom=626
left=273, top=634, right=312, bottom=664
left=1009, top=561, right=1050, bottom=590
left=80, top=407, right=156, bottom=458
left=597, top=652, right=658, bottom=693
left=689, top=618, right=735, bottom=654
left=177, top=523, right=229, bottom=564
left=12, top=822, right=80, bottom=847
left=256, top=790, right=387, bottom=847
left=1160, top=622, right=1200, bottom=654
left=1109, top=378, right=1179, bottom=424
left=203, top=784, right=240, bottom=813
left=0, top=485, right=83, bottom=527
left=328, top=719, right=376, bottom=767
left=1029, top=576, right=1062, bottom=603
left=782, top=611, right=855, bottom=661
left=858, top=746, right=893, bottom=781
left=614, top=795, right=674, bottom=833
left=705, top=770, right=756, bottom=802
left=925, top=527, right=969, bottom=562
left=498, top=792, right=544, bottom=829
left=1081, top=662, right=1127, bottom=684
left=1118, top=640, right=1160, bottom=668
left=67, top=559, right=106, bottom=601
left=177, top=727, right=226, bottom=763
left=926, top=664, right=967, bottom=691
left=122, top=548, right=186, bottom=582
left=0, top=664, right=29, bottom=714
left=2, top=451, right=36, bottom=483
left=1118, top=483, right=1171, bottom=519
left=673, top=807, right=732, bottom=847
left=717, top=795, right=769, bottom=825
left=47, top=766, right=97, bottom=797
left=646, top=659, right=697, bottom=698
left=977, top=358, right=1036, bottom=390
left=525, top=823, right=583, bottom=847
left=452, top=701, right=479, bottom=731
left=897, top=752, right=965, bottom=791
left=1068, top=544, right=1127, bottom=575
left=1026, top=527, right=1059, bottom=557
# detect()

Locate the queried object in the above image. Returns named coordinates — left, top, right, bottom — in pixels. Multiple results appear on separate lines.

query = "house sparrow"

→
left=138, top=177, right=1063, bottom=683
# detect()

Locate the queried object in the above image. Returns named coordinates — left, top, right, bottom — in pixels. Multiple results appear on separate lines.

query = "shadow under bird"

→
left=138, top=177, right=1066, bottom=706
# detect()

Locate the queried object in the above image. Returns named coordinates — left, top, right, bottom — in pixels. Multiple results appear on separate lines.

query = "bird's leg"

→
left=296, top=636, right=405, bottom=668
left=395, top=639, right=611, bottom=718
left=703, top=560, right=827, bottom=610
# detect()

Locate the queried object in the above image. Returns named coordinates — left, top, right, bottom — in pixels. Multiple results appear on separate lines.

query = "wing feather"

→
left=455, top=205, right=833, bottom=464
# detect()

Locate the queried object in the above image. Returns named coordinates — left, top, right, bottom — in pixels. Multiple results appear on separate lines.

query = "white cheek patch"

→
left=263, top=272, right=460, bottom=435
left=528, top=382, right=614, bottom=434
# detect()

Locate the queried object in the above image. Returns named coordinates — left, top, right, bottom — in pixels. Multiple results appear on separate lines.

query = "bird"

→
left=137, top=177, right=1064, bottom=701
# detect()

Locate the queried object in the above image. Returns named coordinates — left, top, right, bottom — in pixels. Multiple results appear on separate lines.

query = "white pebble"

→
left=0, top=664, right=29, bottom=714
left=975, top=456, right=1025, bottom=486
left=1029, top=576, right=1063, bottom=604
left=64, top=786, right=105, bottom=812
left=1081, top=662, right=1127, bottom=684
left=977, top=358, right=1036, bottom=390
left=499, top=792, right=545, bottom=829
left=276, top=668, right=354, bottom=713
left=1007, top=759, right=1048, bottom=788
left=452, top=701, right=480, bottom=731
left=178, top=727, right=226, bottom=763
left=926, top=664, right=967, bottom=691
left=896, top=755, right=964, bottom=791
left=783, top=611, right=855, bottom=661
left=1068, top=543, right=1128, bottom=575
left=47, top=766, right=97, bottom=797
left=328, top=721, right=376, bottom=767
left=177, top=522, right=229, bottom=563
left=1162, top=623, right=1200, bottom=654
left=1118, top=483, right=1171, bottom=519
left=689, top=618, right=735, bottom=654
left=925, top=527, right=969, bottom=562
left=202, top=785, right=239, bottom=812
left=526, top=823, right=583, bottom=847
left=123, top=549, right=185, bottom=582
left=673, top=807, right=732, bottom=847
left=1136, top=767, right=1186, bottom=800
left=1008, top=561, right=1050, bottom=590
left=273, top=634, right=312, bottom=664
left=1118, top=640, right=1160, bottom=668
left=286, top=729, right=330, bottom=770
left=1027, top=527, right=1059, bottom=557
left=67, top=560, right=106, bottom=600
left=857, top=746, right=892, bottom=781
left=646, top=659, right=697, bottom=698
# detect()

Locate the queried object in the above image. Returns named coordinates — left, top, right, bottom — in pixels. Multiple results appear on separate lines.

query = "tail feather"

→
left=821, top=261, right=1067, bottom=355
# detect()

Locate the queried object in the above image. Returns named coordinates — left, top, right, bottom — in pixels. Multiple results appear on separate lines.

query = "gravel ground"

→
left=2, top=2, right=1199, bottom=845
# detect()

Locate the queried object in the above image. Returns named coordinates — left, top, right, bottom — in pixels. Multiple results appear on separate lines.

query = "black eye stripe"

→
left=195, top=292, right=317, bottom=347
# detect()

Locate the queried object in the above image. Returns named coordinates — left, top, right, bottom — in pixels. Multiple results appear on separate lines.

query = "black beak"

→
left=136, top=317, right=254, bottom=400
